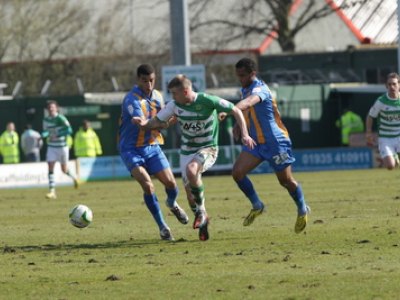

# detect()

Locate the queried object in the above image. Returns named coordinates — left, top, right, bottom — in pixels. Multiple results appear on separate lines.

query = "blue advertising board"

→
left=78, top=156, right=128, bottom=181
left=0, top=147, right=374, bottom=189
left=77, top=147, right=374, bottom=181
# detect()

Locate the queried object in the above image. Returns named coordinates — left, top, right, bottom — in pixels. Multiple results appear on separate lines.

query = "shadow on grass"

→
left=3, top=237, right=190, bottom=253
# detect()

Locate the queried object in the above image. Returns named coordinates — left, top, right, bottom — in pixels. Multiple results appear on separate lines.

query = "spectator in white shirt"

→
left=21, top=124, right=43, bottom=162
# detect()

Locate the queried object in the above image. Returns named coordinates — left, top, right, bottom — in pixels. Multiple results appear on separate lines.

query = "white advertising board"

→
left=0, top=161, right=77, bottom=189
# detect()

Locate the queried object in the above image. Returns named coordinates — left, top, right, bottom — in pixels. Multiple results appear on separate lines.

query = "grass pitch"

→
left=1, top=168, right=400, bottom=299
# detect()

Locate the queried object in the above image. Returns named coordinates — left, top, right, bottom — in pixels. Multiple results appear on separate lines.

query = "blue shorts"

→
left=242, top=140, right=295, bottom=172
left=120, top=145, right=170, bottom=175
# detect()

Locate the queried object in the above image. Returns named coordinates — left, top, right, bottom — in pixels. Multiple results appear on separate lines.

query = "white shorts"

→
left=46, top=146, right=69, bottom=164
left=378, top=137, right=400, bottom=158
left=180, top=147, right=218, bottom=186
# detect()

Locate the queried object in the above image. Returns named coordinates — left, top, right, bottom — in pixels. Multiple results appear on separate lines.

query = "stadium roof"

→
left=329, top=82, right=387, bottom=93
left=191, top=0, right=398, bottom=56
left=0, top=0, right=396, bottom=63
left=329, top=0, right=398, bottom=45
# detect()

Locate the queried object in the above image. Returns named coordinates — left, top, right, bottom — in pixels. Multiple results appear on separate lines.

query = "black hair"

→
left=137, top=64, right=155, bottom=77
left=235, top=58, right=257, bottom=73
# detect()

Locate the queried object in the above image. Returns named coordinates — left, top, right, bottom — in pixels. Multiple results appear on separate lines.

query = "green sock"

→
left=190, top=185, right=205, bottom=210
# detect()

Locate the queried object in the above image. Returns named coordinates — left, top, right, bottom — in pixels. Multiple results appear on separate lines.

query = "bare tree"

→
left=0, top=0, right=160, bottom=95
left=0, top=1, right=90, bottom=62
left=0, top=0, right=153, bottom=63
left=189, top=0, right=367, bottom=52
left=0, top=2, right=13, bottom=62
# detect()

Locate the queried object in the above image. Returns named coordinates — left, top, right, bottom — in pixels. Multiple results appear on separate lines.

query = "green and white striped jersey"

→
left=157, top=93, right=234, bottom=155
left=369, top=93, right=400, bottom=138
left=42, top=114, right=72, bottom=147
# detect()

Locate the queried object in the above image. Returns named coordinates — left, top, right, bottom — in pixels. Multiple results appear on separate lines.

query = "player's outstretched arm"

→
left=132, top=116, right=167, bottom=130
left=236, top=94, right=261, bottom=111
left=231, top=106, right=256, bottom=150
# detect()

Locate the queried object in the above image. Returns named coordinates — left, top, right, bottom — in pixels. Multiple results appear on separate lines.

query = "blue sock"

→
left=165, top=186, right=178, bottom=208
left=289, top=184, right=307, bottom=214
left=236, top=176, right=264, bottom=210
left=143, top=193, right=167, bottom=230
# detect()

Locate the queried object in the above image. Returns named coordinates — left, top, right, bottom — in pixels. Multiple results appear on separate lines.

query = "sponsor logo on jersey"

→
left=128, top=105, right=134, bottom=115
left=382, top=113, right=400, bottom=121
left=183, top=121, right=205, bottom=132
left=252, top=87, right=262, bottom=93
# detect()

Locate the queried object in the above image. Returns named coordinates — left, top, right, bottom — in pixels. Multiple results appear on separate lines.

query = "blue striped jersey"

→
left=119, top=86, right=164, bottom=152
left=240, top=78, right=289, bottom=144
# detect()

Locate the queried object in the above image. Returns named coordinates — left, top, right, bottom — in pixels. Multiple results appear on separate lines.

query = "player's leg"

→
left=181, top=152, right=205, bottom=217
left=45, top=147, right=57, bottom=199
left=232, top=151, right=264, bottom=226
left=149, top=147, right=188, bottom=225
left=59, top=146, right=80, bottom=188
left=382, top=155, right=397, bottom=170
left=156, top=167, right=178, bottom=206
left=155, top=167, right=189, bottom=225
left=275, top=166, right=309, bottom=233
left=380, top=137, right=397, bottom=169
left=181, top=148, right=217, bottom=241
left=46, top=160, right=57, bottom=199
left=183, top=184, right=197, bottom=215
left=377, top=138, right=399, bottom=170
left=60, top=163, right=80, bottom=189
left=131, top=165, right=172, bottom=240
left=185, top=148, right=217, bottom=219
left=183, top=173, right=209, bottom=242
left=275, top=166, right=307, bottom=213
left=128, top=146, right=174, bottom=240
left=185, top=159, right=207, bottom=225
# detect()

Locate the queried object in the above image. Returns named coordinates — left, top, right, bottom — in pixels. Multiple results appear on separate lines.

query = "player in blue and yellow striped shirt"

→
left=119, top=64, right=188, bottom=241
left=232, top=58, right=310, bottom=233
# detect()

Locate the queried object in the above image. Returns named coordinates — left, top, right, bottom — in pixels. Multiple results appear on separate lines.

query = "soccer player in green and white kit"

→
left=366, top=73, right=400, bottom=170
left=134, top=74, right=256, bottom=241
left=42, top=100, right=79, bottom=199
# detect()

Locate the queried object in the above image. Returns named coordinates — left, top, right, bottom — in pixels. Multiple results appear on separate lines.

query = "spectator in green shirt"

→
left=73, top=120, right=103, bottom=158
left=0, top=122, right=20, bottom=164
left=336, top=107, right=364, bottom=146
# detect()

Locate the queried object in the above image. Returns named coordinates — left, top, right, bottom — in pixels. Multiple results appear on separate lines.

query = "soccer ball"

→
left=69, top=204, right=93, bottom=228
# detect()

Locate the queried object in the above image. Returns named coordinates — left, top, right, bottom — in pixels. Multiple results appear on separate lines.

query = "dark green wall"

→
left=0, top=84, right=384, bottom=160
left=0, top=96, right=121, bottom=161
left=259, top=47, right=397, bottom=84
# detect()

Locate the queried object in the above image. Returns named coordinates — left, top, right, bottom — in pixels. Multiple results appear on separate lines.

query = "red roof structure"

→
left=327, top=0, right=397, bottom=45
left=196, top=0, right=397, bottom=57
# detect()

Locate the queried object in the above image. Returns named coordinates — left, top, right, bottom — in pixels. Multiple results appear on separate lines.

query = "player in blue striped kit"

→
left=119, top=64, right=188, bottom=241
left=232, top=58, right=310, bottom=233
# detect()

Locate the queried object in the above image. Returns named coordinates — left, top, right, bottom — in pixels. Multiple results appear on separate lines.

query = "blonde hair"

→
left=387, top=72, right=400, bottom=83
left=167, top=74, right=192, bottom=90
